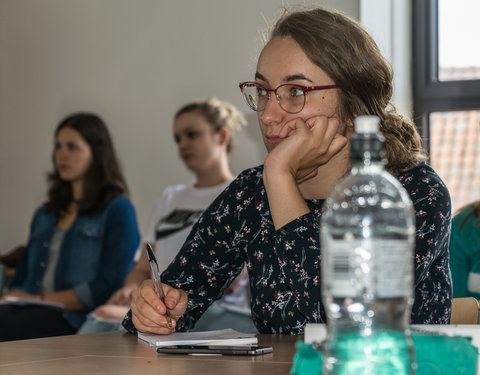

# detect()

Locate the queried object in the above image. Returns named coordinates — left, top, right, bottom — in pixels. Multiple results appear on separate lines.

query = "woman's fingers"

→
left=328, top=133, right=348, bottom=155
left=290, top=117, right=347, bottom=182
left=164, top=287, right=188, bottom=321
left=310, top=117, right=347, bottom=157
left=267, top=115, right=348, bottom=184
left=131, top=297, right=174, bottom=334
left=278, top=117, right=311, bottom=138
left=130, top=280, right=176, bottom=334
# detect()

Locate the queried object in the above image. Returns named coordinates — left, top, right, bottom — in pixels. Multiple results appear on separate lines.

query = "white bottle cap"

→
left=354, top=115, right=380, bottom=134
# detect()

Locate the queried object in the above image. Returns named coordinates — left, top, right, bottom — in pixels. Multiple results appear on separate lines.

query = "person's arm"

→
left=402, top=165, right=452, bottom=324
left=6, top=202, right=138, bottom=311
left=263, top=116, right=347, bottom=229
left=4, top=206, right=83, bottom=308
left=128, top=279, right=188, bottom=334
left=73, top=196, right=140, bottom=310
left=263, top=168, right=310, bottom=231
left=257, top=117, right=347, bottom=329
left=126, top=175, right=250, bottom=334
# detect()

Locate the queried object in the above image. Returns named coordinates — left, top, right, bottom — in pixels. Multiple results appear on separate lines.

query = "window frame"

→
left=412, top=0, right=480, bottom=150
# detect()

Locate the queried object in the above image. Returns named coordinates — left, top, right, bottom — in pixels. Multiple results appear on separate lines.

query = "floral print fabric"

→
left=123, top=162, right=452, bottom=335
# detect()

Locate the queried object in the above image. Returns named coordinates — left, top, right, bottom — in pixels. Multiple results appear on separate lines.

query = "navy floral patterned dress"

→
left=123, top=162, right=452, bottom=335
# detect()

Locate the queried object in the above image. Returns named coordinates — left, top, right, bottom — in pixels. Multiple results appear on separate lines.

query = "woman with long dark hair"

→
left=0, top=113, right=140, bottom=341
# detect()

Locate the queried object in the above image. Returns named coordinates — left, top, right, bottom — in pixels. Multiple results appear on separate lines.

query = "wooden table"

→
left=0, top=331, right=301, bottom=375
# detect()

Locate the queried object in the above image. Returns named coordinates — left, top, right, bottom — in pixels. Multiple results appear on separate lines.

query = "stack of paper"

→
left=138, top=328, right=258, bottom=347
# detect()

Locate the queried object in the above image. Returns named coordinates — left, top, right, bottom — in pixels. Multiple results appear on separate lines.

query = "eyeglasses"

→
left=239, top=81, right=339, bottom=114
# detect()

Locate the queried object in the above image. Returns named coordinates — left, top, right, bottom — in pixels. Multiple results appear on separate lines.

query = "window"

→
left=412, top=0, right=480, bottom=213
left=438, top=1, right=480, bottom=81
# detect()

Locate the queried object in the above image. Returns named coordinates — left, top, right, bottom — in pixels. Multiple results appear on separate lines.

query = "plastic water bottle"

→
left=320, top=116, right=416, bottom=374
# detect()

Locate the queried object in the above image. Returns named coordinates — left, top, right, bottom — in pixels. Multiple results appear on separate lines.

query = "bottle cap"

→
left=355, top=115, right=380, bottom=134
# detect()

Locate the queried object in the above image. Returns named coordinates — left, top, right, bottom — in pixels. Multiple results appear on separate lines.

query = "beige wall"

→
left=0, top=0, right=359, bottom=253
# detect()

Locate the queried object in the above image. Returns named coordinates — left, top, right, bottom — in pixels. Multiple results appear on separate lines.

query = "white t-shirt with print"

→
left=142, top=181, right=250, bottom=313
left=143, top=182, right=230, bottom=270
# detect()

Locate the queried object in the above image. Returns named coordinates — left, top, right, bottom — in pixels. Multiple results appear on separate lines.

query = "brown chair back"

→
left=450, top=297, right=480, bottom=324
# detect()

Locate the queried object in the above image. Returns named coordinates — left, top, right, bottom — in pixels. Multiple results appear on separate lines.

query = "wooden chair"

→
left=450, top=297, right=480, bottom=324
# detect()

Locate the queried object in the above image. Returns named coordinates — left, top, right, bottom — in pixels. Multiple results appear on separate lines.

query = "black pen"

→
left=145, top=243, right=173, bottom=328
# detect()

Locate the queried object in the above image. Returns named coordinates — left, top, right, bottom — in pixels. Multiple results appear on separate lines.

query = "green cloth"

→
left=450, top=205, right=480, bottom=298
left=291, top=334, right=478, bottom=375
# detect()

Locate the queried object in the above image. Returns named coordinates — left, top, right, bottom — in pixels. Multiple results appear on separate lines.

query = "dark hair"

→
left=46, top=112, right=128, bottom=217
left=269, top=8, right=427, bottom=173
left=174, top=97, right=246, bottom=154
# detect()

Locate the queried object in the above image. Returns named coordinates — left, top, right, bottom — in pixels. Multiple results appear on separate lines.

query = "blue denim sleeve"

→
left=73, top=196, right=140, bottom=309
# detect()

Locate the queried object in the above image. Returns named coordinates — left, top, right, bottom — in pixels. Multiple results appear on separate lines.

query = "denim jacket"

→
left=10, top=195, right=140, bottom=329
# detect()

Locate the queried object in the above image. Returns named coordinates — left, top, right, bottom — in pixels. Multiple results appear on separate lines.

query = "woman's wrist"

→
left=264, top=153, right=292, bottom=177
left=263, top=165, right=309, bottom=230
left=263, top=161, right=295, bottom=189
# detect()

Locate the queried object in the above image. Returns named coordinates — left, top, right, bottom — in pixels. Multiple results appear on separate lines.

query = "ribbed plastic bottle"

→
left=320, top=115, right=416, bottom=375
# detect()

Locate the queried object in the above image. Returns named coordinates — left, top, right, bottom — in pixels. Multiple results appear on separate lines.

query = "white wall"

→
left=0, top=0, right=359, bottom=254
left=360, top=0, right=412, bottom=117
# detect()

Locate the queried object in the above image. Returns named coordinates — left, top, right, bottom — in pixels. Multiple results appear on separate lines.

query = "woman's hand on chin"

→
left=264, top=115, right=347, bottom=183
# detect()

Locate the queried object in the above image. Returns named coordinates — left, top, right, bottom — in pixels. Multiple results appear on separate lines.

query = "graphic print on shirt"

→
left=155, top=209, right=203, bottom=239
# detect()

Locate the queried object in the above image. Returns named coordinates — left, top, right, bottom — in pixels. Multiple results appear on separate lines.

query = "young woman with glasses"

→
left=124, top=7, right=452, bottom=335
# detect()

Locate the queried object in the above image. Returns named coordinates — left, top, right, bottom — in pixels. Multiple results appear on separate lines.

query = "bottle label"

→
left=327, top=239, right=412, bottom=298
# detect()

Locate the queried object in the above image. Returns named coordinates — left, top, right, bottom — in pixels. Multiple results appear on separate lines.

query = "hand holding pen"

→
left=130, top=244, right=188, bottom=334
left=145, top=243, right=173, bottom=328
